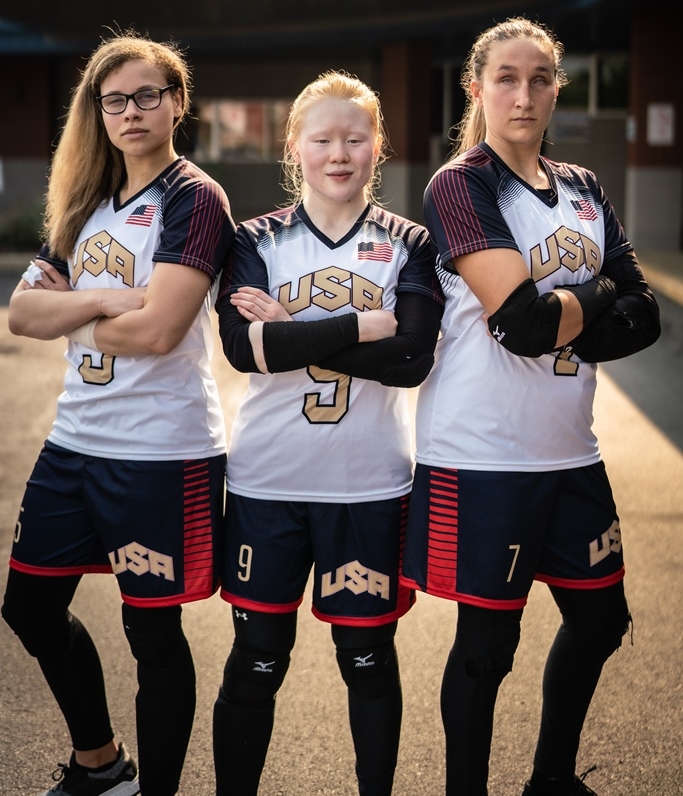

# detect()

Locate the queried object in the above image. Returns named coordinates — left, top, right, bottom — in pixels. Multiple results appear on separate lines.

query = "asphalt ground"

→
left=0, top=252, right=681, bottom=795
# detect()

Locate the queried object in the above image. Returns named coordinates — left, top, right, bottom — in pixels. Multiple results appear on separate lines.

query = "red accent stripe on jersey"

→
left=430, top=151, right=488, bottom=257
left=182, top=460, right=214, bottom=596
left=425, top=469, right=459, bottom=595
left=183, top=178, right=224, bottom=270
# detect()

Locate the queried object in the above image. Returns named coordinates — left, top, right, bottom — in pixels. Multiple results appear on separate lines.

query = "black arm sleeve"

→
left=262, top=313, right=359, bottom=372
left=215, top=292, right=360, bottom=373
left=569, top=251, right=661, bottom=362
left=316, top=292, right=443, bottom=387
left=216, top=295, right=260, bottom=372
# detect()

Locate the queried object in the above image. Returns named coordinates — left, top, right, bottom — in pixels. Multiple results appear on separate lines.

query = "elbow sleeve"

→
left=487, top=278, right=562, bottom=357
left=570, top=290, right=661, bottom=362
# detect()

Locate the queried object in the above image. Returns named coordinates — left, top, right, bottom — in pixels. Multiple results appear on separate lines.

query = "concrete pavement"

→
left=0, top=250, right=681, bottom=795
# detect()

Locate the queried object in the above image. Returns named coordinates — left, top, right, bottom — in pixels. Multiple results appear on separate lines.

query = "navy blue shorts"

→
left=9, top=440, right=226, bottom=607
left=221, top=491, right=414, bottom=626
left=401, top=462, right=624, bottom=610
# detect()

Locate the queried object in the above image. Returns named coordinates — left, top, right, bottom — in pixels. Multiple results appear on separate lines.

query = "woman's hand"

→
left=99, top=287, right=147, bottom=318
left=357, top=309, right=397, bottom=342
left=230, top=286, right=292, bottom=322
left=18, top=260, right=71, bottom=292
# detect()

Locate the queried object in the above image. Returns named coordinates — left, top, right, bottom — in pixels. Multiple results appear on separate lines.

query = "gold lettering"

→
left=108, top=547, right=128, bottom=575
left=367, top=570, right=390, bottom=600
left=321, top=566, right=346, bottom=597
left=555, top=226, right=585, bottom=272
left=589, top=531, right=612, bottom=567
left=608, top=520, right=622, bottom=553
left=78, top=354, right=115, bottom=385
left=73, top=240, right=87, bottom=286
left=530, top=235, right=562, bottom=282
left=148, top=550, right=175, bottom=581
left=303, top=367, right=351, bottom=424
left=351, top=274, right=383, bottom=311
left=582, top=235, right=601, bottom=274
left=554, top=347, right=579, bottom=377
left=312, top=267, right=352, bottom=311
left=82, top=231, right=111, bottom=277
left=344, top=560, right=369, bottom=595
left=125, top=542, right=150, bottom=575
left=107, top=239, right=135, bottom=287
left=279, top=274, right=313, bottom=315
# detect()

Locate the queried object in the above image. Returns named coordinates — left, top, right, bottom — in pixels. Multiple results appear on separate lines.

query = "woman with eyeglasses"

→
left=1, top=30, right=234, bottom=796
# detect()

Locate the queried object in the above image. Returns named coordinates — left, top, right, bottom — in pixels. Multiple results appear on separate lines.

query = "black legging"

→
left=213, top=609, right=402, bottom=796
left=2, top=570, right=113, bottom=751
left=2, top=569, right=196, bottom=796
left=440, top=581, right=630, bottom=796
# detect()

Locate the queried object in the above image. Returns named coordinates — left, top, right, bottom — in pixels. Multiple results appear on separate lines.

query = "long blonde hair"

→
left=452, top=17, right=568, bottom=159
left=44, top=31, right=191, bottom=260
left=281, top=70, right=388, bottom=206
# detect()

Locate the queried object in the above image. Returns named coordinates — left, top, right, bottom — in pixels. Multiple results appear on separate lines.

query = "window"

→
left=193, top=99, right=291, bottom=162
left=598, top=55, right=629, bottom=110
left=559, top=54, right=629, bottom=113
left=559, top=56, right=591, bottom=109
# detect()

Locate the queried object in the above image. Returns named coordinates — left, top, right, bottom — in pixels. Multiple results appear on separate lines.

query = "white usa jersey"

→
left=40, top=158, right=235, bottom=460
left=222, top=204, right=439, bottom=502
left=416, top=143, right=632, bottom=472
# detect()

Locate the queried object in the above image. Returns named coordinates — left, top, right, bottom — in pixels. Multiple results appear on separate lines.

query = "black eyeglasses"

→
left=96, top=85, right=176, bottom=115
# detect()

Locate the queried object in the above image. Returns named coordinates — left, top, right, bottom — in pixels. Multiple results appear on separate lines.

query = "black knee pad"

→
left=555, top=585, right=632, bottom=659
left=336, top=641, right=400, bottom=699
left=2, top=596, right=75, bottom=659
left=584, top=604, right=632, bottom=659
left=221, top=640, right=291, bottom=707
left=122, top=603, right=188, bottom=664
left=457, top=606, right=522, bottom=681
left=2, top=571, right=81, bottom=659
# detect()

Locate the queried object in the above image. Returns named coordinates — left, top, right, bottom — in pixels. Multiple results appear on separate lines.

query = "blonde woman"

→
left=2, top=31, right=235, bottom=796
left=401, top=17, right=660, bottom=796
left=212, top=71, right=443, bottom=796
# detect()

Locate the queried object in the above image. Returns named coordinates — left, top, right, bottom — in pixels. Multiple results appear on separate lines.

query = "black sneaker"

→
left=38, top=742, right=140, bottom=796
left=522, top=767, right=599, bottom=796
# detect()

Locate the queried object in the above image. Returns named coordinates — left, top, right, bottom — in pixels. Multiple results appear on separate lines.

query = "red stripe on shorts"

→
left=182, top=460, right=214, bottom=595
left=426, top=469, right=459, bottom=595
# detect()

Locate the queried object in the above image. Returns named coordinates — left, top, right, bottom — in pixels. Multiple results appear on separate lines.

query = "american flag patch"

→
left=357, top=241, right=393, bottom=262
left=125, top=204, right=157, bottom=227
left=570, top=199, right=598, bottom=221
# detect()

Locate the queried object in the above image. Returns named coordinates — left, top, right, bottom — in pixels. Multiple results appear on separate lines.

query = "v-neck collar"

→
left=294, top=203, right=372, bottom=249
left=113, top=157, right=182, bottom=212
left=479, top=142, right=557, bottom=207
